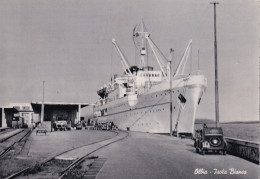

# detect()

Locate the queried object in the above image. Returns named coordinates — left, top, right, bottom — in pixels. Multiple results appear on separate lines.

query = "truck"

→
left=12, top=117, right=24, bottom=128
left=53, top=120, right=71, bottom=131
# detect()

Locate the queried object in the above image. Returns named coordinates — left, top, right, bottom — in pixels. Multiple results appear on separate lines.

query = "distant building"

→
left=31, top=102, right=89, bottom=127
left=0, top=106, right=19, bottom=128
left=9, top=103, right=36, bottom=127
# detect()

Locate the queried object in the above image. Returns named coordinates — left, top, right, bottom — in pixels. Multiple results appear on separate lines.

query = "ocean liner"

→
left=93, top=22, right=207, bottom=136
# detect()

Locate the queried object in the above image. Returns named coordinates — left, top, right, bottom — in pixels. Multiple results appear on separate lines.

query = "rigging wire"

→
left=173, top=78, right=189, bottom=133
left=149, top=37, right=169, bottom=62
left=135, top=44, right=137, bottom=65
left=190, top=43, right=192, bottom=75
left=110, top=43, right=113, bottom=83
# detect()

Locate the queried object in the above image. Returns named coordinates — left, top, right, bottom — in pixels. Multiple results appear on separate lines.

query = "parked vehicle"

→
left=54, top=120, right=67, bottom=131
left=53, top=120, right=71, bottom=131
left=100, top=122, right=107, bottom=130
left=12, top=117, right=24, bottom=128
left=194, top=126, right=227, bottom=155
left=76, top=121, right=83, bottom=130
left=112, top=125, right=118, bottom=130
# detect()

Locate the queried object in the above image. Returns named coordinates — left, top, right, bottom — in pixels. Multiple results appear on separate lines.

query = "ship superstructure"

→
left=94, top=22, right=207, bottom=136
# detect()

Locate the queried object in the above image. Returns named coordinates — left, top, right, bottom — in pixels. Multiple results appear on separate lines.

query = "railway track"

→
left=0, top=129, right=32, bottom=159
left=0, top=128, right=15, bottom=135
left=59, top=131, right=129, bottom=179
left=5, top=130, right=129, bottom=179
left=0, top=129, right=25, bottom=143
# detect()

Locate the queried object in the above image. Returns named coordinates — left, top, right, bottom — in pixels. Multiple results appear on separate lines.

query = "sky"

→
left=0, top=0, right=259, bottom=122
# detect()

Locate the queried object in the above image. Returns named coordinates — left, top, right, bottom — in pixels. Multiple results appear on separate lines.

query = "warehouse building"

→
left=0, top=106, right=19, bottom=128
left=31, top=102, right=89, bottom=127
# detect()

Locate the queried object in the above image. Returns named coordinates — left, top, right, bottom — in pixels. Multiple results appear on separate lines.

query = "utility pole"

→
left=41, top=81, right=45, bottom=124
left=198, top=50, right=200, bottom=71
left=211, top=2, right=220, bottom=127
left=169, top=48, right=174, bottom=136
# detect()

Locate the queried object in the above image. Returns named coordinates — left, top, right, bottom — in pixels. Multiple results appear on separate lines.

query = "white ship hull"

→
left=95, top=74, right=207, bottom=134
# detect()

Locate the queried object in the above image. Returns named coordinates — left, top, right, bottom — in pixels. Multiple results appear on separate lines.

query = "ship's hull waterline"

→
left=94, top=74, right=207, bottom=134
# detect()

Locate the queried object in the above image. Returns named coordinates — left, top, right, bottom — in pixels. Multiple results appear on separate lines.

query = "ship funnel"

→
left=128, top=92, right=138, bottom=107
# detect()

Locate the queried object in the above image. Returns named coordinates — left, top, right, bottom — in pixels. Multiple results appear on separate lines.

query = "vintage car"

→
left=194, top=127, right=227, bottom=155
left=53, top=120, right=71, bottom=131
left=100, top=122, right=108, bottom=130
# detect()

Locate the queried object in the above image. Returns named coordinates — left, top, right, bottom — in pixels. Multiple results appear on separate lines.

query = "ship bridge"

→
left=135, top=70, right=163, bottom=87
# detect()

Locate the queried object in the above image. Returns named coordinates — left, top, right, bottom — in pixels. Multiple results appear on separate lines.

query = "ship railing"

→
left=173, top=74, right=190, bottom=80
left=173, top=70, right=203, bottom=80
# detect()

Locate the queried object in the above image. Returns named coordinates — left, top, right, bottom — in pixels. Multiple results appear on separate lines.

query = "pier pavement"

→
left=93, top=132, right=259, bottom=179
left=18, top=129, right=117, bottom=161
left=13, top=129, right=259, bottom=179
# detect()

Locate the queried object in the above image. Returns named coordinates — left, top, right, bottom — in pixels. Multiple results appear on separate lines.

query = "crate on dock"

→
left=36, top=124, right=47, bottom=136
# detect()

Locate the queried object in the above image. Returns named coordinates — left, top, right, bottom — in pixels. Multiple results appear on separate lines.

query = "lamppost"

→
left=211, top=2, right=220, bottom=127
left=169, top=48, right=174, bottom=136
left=40, top=81, right=45, bottom=124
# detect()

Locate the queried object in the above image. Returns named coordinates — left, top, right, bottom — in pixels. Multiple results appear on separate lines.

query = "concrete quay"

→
left=225, top=137, right=259, bottom=164
left=17, top=129, right=117, bottom=161
left=93, top=132, right=259, bottom=179
left=12, top=129, right=259, bottom=179
left=55, top=131, right=128, bottom=160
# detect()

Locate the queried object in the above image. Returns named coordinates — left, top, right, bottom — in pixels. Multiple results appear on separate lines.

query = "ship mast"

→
left=140, top=20, right=147, bottom=69
left=211, top=2, right=220, bottom=127
left=133, top=21, right=169, bottom=81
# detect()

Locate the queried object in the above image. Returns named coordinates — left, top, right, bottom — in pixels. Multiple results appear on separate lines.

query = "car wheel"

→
left=223, top=150, right=227, bottom=155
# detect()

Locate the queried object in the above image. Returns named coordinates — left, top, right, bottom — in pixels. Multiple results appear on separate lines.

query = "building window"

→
left=22, top=106, right=30, bottom=110
left=22, top=113, right=29, bottom=116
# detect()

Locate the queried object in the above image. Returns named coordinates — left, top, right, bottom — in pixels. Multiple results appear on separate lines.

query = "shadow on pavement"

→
left=186, top=143, right=194, bottom=147
left=186, top=148, right=197, bottom=154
